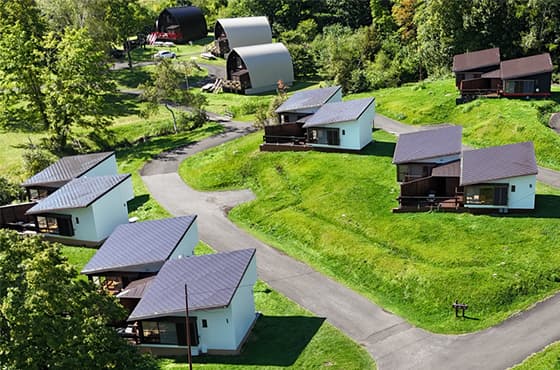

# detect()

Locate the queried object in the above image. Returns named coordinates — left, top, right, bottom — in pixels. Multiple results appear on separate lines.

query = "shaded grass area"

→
left=354, top=79, right=560, bottom=170
left=0, top=131, right=44, bottom=178
left=512, top=341, right=560, bottom=369
left=179, top=129, right=560, bottom=333
left=159, top=245, right=375, bottom=370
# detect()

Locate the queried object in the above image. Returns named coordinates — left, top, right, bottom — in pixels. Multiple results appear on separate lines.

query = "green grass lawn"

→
left=179, top=129, right=560, bottom=334
left=60, top=241, right=375, bottom=370
left=512, top=341, right=560, bottom=369
left=353, top=79, right=560, bottom=170
left=157, top=245, right=375, bottom=370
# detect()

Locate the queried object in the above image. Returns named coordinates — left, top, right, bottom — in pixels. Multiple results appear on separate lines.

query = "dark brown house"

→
left=393, top=126, right=538, bottom=213
left=452, top=48, right=501, bottom=88
left=454, top=49, right=553, bottom=102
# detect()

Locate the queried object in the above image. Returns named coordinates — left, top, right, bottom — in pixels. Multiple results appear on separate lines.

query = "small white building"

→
left=462, top=142, right=537, bottom=211
left=22, top=151, right=117, bottom=200
left=25, top=174, right=133, bottom=246
left=275, top=86, right=342, bottom=124
left=302, top=97, right=375, bottom=151
left=214, top=16, right=272, bottom=57
left=81, top=215, right=199, bottom=286
left=226, top=43, right=294, bottom=95
left=128, top=249, right=258, bottom=356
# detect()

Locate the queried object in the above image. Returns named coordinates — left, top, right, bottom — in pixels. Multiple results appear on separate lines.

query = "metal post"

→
left=185, top=284, right=193, bottom=370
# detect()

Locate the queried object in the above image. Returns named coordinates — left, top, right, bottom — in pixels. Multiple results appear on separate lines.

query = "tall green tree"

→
left=42, top=28, right=114, bottom=153
left=139, top=59, right=207, bottom=133
left=0, top=230, right=158, bottom=369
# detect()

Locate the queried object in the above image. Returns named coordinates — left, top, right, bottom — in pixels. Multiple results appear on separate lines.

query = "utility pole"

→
left=185, top=284, right=193, bottom=370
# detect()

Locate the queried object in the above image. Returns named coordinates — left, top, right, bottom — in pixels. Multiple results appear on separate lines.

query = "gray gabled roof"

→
left=215, top=17, right=272, bottom=50
left=26, top=174, right=130, bottom=215
left=302, top=97, right=375, bottom=128
left=229, top=43, right=294, bottom=91
left=500, top=53, right=553, bottom=80
left=22, top=152, right=114, bottom=188
left=81, top=215, right=197, bottom=275
left=275, top=86, right=342, bottom=114
left=452, top=48, right=501, bottom=72
left=392, top=126, right=462, bottom=164
left=461, top=142, right=537, bottom=186
left=117, top=276, right=156, bottom=300
left=128, top=248, right=256, bottom=321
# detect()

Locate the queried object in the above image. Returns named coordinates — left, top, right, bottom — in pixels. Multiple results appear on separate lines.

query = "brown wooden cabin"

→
left=454, top=49, right=553, bottom=103
left=453, top=48, right=501, bottom=89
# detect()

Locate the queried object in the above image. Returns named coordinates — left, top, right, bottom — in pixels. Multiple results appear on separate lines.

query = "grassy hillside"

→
left=352, top=79, right=560, bottom=170
left=512, top=341, right=560, bottom=369
left=180, top=130, right=560, bottom=333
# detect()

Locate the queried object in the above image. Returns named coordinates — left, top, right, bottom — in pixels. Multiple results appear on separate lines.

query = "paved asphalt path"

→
left=141, top=116, right=560, bottom=369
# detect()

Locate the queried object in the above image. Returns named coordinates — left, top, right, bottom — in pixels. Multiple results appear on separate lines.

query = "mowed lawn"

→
left=512, top=341, right=560, bottom=369
left=158, top=245, right=375, bottom=370
left=61, top=242, right=374, bottom=370
left=180, top=129, right=560, bottom=333
left=352, top=79, right=560, bottom=170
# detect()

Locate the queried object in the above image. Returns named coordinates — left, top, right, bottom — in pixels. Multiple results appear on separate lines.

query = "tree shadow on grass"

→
left=360, top=140, right=396, bottom=158
left=127, top=194, right=150, bottom=213
left=488, top=194, right=560, bottom=219
left=111, top=68, right=152, bottom=90
left=120, top=124, right=224, bottom=170
left=103, top=93, right=141, bottom=117
left=168, top=315, right=325, bottom=367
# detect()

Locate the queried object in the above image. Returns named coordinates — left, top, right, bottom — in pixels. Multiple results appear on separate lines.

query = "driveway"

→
left=141, top=117, right=560, bottom=370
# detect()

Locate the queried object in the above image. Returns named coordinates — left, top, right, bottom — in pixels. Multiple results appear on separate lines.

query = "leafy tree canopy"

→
left=0, top=230, right=158, bottom=369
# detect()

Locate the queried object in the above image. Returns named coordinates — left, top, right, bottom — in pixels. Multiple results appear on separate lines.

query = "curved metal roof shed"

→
left=156, top=6, right=207, bottom=43
left=226, top=43, right=294, bottom=95
left=214, top=16, right=272, bottom=57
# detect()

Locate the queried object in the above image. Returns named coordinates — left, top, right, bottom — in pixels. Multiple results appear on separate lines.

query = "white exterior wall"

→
left=82, top=154, right=118, bottom=177
left=46, top=207, right=96, bottom=243
left=465, top=174, right=536, bottom=210
left=309, top=101, right=375, bottom=151
left=192, top=255, right=257, bottom=353
left=90, top=177, right=134, bottom=242
left=195, top=306, right=235, bottom=352
left=230, top=256, right=257, bottom=347
left=169, top=219, right=198, bottom=259
left=326, top=89, right=343, bottom=104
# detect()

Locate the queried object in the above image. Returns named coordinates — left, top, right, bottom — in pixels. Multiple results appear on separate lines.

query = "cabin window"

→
left=75, top=217, right=80, bottom=224
left=202, top=319, right=208, bottom=328
left=308, top=128, right=340, bottom=146
left=342, top=129, right=346, bottom=135
left=465, top=184, right=508, bottom=206
left=505, top=80, right=536, bottom=94
left=141, top=318, right=199, bottom=346
left=511, top=185, right=516, bottom=192
left=36, top=214, right=74, bottom=236
left=29, top=188, right=49, bottom=200
left=529, top=183, right=533, bottom=188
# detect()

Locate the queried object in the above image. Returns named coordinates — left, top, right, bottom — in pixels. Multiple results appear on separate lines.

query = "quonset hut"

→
left=225, top=43, right=294, bottom=95
left=155, top=6, right=207, bottom=43
left=213, top=16, right=272, bottom=57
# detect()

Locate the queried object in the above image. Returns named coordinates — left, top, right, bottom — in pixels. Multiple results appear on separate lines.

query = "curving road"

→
left=141, top=116, right=560, bottom=370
